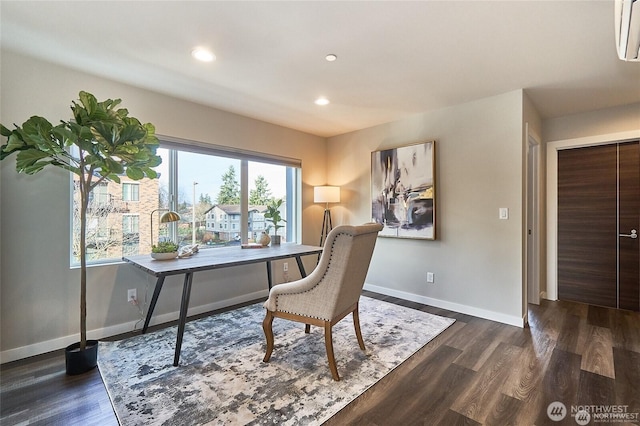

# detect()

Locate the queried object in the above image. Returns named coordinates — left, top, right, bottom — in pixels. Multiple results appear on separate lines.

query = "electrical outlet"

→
left=128, top=288, right=137, bottom=303
left=426, top=272, right=435, bottom=283
left=283, top=262, right=288, bottom=272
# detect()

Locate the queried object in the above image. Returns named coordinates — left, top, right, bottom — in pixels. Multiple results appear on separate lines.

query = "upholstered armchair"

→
left=262, top=223, right=383, bottom=381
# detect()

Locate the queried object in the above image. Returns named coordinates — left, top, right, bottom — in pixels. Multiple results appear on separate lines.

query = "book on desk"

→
left=241, top=243, right=268, bottom=249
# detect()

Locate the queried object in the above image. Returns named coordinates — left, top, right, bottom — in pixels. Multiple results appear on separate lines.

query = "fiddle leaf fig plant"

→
left=0, top=91, right=161, bottom=351
left=264, top=198, right=286, bottom=234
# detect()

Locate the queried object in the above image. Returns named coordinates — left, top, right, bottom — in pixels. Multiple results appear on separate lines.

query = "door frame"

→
left=546, top=130, right=640, bottom=301
left=526, top=126, right=541, bottom=305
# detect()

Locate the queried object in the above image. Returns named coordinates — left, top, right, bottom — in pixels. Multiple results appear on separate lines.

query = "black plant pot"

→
left=65, top=340, right=99, bottom=375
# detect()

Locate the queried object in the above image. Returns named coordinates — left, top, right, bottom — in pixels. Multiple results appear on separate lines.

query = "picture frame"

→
left=371, top=141, right=436, bottom=240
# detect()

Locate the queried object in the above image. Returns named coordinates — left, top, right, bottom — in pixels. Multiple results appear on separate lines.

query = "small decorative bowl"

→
left=151, top=252, right=178, bottom=260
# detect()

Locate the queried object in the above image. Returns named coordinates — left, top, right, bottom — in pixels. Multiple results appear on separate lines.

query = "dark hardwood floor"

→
left=2, top=291, right=639, bottom=425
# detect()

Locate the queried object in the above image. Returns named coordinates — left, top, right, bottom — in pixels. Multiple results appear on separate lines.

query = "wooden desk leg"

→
left=174, top=272, right=194, bottom=367
left=142, top=276, right=165, bottom=334
left=266, top=261, right=273, bottom=290
left=295, top=255, right=307, bottom=278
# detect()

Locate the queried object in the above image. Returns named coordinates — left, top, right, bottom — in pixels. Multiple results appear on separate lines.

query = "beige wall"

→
left=0, top=50, right=326, bottom=361
left=327, top=90, right=527, bottom=325
left=543, top=102, right=640, bottom=142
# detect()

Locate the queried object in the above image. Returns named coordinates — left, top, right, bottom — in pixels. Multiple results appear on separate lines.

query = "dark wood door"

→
left=557, top=141, right=639, bottom=311
left=618, top=142, right=640, bottom=310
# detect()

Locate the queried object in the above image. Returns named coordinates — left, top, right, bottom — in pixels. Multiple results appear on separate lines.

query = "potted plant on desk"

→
left=0, top=91, right=161, bottom=375
left=264, top=198, right=286, bottom=245
left=151, top=241, right=179, bottom=260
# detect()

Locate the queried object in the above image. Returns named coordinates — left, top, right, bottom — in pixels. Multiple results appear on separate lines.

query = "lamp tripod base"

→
left=320, top=208, right=333, bottom=247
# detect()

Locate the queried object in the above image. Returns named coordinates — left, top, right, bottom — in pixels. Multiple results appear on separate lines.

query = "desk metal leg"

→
left=295, top=255, right=308, bottom=278
left=266, top=261, right=273, bottom=290
left=174, top=272, right=194, bottom=367
left=142, top=276, right=165, bottom=334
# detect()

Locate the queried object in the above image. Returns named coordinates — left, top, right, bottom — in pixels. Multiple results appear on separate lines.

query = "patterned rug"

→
left=98, top=296, right=455, bottom=425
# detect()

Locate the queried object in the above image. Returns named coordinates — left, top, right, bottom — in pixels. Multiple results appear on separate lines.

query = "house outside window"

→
left=72, top=177, right=157, bottom=264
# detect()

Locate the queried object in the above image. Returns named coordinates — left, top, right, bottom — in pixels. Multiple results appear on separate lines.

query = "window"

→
left=248, top=161, right=295, bottom=242
left=122, top=214, right=140, bottom=256
left=122, top=214, right=139, bottom=233
left=87, top=182, right=109, bottom=206
left=122, top=183, right=140, bottom=201
left=71, top=138, right=301, bottom=265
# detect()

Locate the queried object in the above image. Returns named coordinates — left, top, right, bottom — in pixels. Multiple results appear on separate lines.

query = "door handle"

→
left=619, top=229, right=638, bottom=239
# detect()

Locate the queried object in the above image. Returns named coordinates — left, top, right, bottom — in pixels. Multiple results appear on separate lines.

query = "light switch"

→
left=499, top=208, right=509, bottom=220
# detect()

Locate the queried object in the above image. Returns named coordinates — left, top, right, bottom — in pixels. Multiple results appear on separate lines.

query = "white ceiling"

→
left=1, top=1, right=639, bottom=138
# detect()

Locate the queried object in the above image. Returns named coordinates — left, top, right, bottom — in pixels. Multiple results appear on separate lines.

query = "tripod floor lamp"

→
left=314, top=186, right=340, bottom=247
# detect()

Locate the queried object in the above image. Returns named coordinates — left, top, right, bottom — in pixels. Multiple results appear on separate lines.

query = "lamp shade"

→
left=160, top=211, right=181, bottom=223
left=314, top=186, right=340, bottom=204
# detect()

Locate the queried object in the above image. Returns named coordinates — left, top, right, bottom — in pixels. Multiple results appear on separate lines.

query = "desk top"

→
left=123, top=243, right=323, bottom=277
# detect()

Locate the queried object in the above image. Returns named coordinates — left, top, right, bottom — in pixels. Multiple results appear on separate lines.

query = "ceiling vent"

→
left=615, top=0, right=640, bottom=61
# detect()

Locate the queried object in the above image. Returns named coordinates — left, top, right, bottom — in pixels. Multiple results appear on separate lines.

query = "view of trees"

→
left=215, top=165, right=275, bottom=206
left=249, top=175, right=273, bottom=205
left=217, top=165, right=240, bottom=204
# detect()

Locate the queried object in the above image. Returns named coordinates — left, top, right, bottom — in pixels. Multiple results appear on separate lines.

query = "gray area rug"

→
left=98, top=296, right=455, bottom=425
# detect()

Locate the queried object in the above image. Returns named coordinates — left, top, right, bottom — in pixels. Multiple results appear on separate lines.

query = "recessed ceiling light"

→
left=325, top=54, right=337, bottom=62
left=315, top=97, right=330, bottom=106
left=191, top=47, right=215, bottom=62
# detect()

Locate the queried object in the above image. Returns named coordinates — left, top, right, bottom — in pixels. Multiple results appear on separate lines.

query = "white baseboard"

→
left=364, top=283, right=524, bottom=328
left=0, top=290, right=268, bottom=364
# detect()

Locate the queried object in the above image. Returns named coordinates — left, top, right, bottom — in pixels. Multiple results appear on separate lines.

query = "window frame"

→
left=159, top=135, right=302, bottom=247
left=70, top=135, right=302, bottom=267
left=122, top=182, right=140, bottom=202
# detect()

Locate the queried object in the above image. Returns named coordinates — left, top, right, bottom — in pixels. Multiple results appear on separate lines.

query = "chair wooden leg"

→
left=352, top=303, right=366, bottom=351
left=262, top=310, right=275, bottom=362
left=324, top=322, right=340, bottom=381
left=305, top=324, right=311, bottom=333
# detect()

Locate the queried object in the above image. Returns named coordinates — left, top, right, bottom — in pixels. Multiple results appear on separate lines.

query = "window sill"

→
left=70, top=259, right=127, bottom=269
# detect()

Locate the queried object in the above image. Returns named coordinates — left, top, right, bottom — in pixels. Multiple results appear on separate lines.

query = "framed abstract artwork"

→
left=371, top=141, right=436, bottom=240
